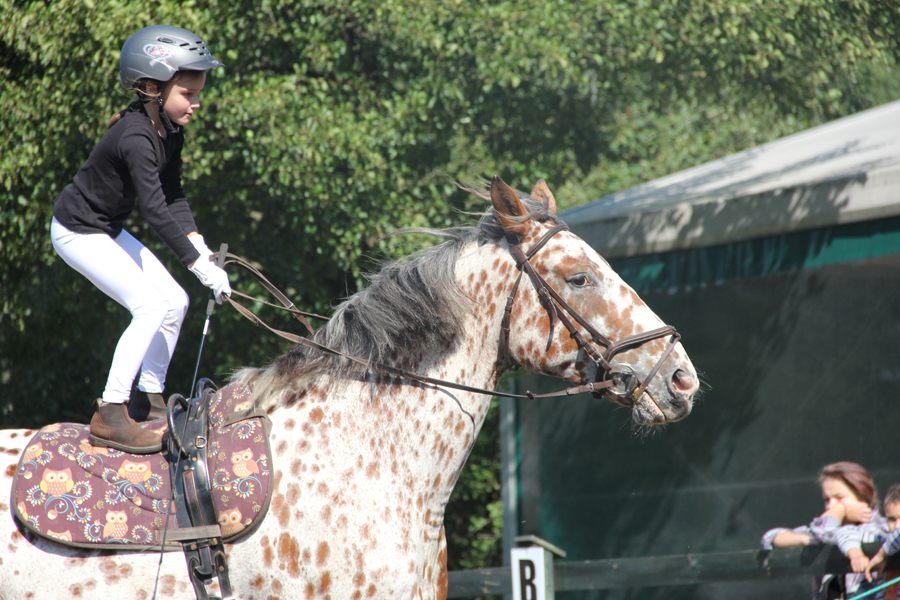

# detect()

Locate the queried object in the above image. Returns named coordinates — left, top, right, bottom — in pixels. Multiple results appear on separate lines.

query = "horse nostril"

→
left=671, top=369, right=696, bottom=395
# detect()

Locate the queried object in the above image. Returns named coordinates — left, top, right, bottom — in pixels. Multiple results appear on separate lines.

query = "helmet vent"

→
left=156, top=36, right=175, bottom=44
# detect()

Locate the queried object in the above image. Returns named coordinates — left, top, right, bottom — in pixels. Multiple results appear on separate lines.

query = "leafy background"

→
left=2, top=0, right=899, bottom=571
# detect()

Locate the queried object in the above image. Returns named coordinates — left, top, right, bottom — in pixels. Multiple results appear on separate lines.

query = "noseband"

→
left=500, top=223, right=682, bottom=406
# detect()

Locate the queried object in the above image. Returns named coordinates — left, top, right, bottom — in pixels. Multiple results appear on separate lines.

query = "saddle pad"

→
left=11, top=382, right=272, bottom=551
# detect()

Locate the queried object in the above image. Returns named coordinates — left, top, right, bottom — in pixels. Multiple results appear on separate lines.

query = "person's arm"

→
left=810, top=498, right=872, bottom=544
left=866, top=547, right=887, bottom=582
left=834, top=525, right=867, bottom=572
left=763, top=527, right=814, bottom=549
left=121, top=127, right=199, bottom=267
left=809, top=514, right=843, bottom=545
left=864, top=520, right=899, bottom=582
left=848, top=547, right=869, bottom=573
left=159, top=132, right=199, bottom=235
left=772, top=530, right=814, bottom=548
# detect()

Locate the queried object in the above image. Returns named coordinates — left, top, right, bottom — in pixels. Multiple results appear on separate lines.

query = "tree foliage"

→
left=2, top=0, right=899, bottom=569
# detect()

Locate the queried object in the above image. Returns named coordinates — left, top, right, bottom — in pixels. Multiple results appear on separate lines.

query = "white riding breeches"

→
left=51, top=218, right=189, bottom=403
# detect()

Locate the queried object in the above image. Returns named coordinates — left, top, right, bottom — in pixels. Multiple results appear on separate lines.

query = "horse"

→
left=0, top=176, right=698, bottom=599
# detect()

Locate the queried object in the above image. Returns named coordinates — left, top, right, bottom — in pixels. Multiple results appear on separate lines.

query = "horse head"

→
left=488, top=176, right=698, bottom=425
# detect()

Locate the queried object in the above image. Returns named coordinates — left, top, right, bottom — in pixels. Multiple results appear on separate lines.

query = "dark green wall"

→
left=514, top=218, right=900, bottom=599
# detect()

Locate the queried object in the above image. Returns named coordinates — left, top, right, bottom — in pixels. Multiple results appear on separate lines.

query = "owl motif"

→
left=218, top=508, right=245, bottom=537
left=234, top=400, right=252, bottom=412
left=79, top=438, right=108, bottom=456
left=40, top=467, right=74, bottom=497
left=47, top=530, right=72, bottom=542
left=23, top=442, right=42, bottom=462
left=103, top=510, right=129, bottom=539
left=231, top=449, right=260, bottom=479
left=118, top=459, right=152, bottom=484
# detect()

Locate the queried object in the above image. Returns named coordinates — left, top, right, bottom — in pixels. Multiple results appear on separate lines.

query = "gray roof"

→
left=562, top=99, right=900, bottom=258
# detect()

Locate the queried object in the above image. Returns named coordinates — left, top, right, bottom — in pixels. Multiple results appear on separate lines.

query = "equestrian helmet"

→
left=119, top=25, right=224, bottom=89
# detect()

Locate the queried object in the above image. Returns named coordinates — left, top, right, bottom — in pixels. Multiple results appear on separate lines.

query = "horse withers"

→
left=0, top=177, right=697, bottom=599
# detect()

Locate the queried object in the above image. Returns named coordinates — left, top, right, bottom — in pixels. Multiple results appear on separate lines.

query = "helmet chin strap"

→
left=156, top=96, right=177, bottom=133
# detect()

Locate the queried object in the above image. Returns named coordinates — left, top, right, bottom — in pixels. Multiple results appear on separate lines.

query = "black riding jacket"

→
left=52, top=100, right=201, bottom=267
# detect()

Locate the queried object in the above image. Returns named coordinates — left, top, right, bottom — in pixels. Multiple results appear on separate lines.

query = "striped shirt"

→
left=763, top=514, right=890, bottom=599
left=834, top=513, right=889, bottom=554
left=761, top=516, right=841, bottom=550
left=883, top=526, right=900, bottom=555
left=832, top=514, right=890, bottom=599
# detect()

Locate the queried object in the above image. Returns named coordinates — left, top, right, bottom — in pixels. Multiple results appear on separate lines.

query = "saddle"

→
left=11, top=379, right=272, bottom=600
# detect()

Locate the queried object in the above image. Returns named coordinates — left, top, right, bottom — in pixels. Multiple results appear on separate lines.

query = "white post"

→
left=510, top=535, right=566, bottom=600
left=510, top=546, right=553, bottom=600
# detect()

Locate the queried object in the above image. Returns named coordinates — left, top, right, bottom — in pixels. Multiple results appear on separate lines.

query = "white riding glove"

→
left=188, top=234, right=214, bottom=260
left=189, top=254, right=232, bottom=304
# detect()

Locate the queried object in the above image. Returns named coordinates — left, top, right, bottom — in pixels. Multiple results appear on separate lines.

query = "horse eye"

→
left=568, top=274, right=591, bottom=288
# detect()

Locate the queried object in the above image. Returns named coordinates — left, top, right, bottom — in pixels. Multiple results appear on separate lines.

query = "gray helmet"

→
left=119, top=25, right=224, bottom=89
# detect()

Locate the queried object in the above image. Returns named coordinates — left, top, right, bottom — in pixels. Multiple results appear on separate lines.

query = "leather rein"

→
left=221, top=223, right=680, bottom=406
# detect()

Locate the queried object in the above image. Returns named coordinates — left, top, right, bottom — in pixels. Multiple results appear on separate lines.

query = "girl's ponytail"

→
left=107, top=80, right=157, bottom=129
left=106, top=108, right=127, bottom=129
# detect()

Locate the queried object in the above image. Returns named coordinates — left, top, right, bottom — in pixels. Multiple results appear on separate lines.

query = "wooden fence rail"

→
left=447, top=544, right=900, bottom=598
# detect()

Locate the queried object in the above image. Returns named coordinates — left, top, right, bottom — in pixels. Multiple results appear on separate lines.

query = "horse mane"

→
left=236, top=183, right=561, bottom=408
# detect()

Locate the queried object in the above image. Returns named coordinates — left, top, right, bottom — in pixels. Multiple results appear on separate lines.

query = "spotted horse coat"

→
left=0, top=177, right=698, bottom=599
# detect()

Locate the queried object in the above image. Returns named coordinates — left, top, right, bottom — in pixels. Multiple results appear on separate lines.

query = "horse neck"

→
left=424, top=238, right=511, bottom=415
left=266, top=239, right=511, bottom=512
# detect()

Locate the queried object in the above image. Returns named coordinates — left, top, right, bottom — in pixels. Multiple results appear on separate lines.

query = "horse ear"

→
left=530, top=179, right=557, bottom=215
left=491, top=175, right=528, bottom=234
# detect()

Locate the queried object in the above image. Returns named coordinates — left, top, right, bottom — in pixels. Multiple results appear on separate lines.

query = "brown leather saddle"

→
left=11, top=379, right=272, bottom=600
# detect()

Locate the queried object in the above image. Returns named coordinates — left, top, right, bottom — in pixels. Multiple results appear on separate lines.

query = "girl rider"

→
left=50, top=25, right=230, bottom=453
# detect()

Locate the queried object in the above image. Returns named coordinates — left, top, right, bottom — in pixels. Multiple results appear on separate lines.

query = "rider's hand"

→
left=189, top=255, right=231, bottom=304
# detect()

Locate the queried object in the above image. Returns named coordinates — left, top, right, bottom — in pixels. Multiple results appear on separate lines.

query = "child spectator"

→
left=762, top=462, right=875, bottom=550
left=830, top=476, right=893, bottom=599
left=864, top=483, right=900, bottom=600
left=762, top=462, right=877, bottom=599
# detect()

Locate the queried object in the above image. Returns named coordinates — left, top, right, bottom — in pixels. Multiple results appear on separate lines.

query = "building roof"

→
left=562, top=99, right=900, bottom=258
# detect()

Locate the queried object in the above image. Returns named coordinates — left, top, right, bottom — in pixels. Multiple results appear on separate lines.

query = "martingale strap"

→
left=168, top=381, right=232, bottom=600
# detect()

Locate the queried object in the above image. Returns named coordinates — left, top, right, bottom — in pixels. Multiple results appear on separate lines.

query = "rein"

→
left=221, top=221, right=679, bottom=405
left=222, top=253, right=604, bottom=401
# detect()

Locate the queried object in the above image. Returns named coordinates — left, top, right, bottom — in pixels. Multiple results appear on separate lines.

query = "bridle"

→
left=500, top=222, right=682, bottom=406
left=221, top=221, right=682, bottom=407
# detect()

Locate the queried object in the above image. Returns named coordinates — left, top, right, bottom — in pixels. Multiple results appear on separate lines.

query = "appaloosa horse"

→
left=0, top=177, right=697, bottom=599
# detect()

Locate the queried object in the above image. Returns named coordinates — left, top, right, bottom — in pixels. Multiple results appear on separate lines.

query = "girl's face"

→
left=885, top=502, right=900, bottom=533
left=822, top=476, right=865, bottom=517
left=161, top=71, right=207, bottom=126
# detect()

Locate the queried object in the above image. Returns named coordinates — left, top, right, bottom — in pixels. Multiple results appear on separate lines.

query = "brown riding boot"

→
left=90, top=400, right=163, bottom=454
left=129, top=390, right=168, bottom=422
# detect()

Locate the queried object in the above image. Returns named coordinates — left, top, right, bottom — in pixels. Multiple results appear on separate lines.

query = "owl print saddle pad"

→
left=11, top=382, right=273, bottom=551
